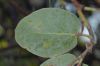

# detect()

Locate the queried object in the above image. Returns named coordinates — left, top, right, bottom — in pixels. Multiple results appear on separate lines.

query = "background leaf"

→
left=0, top=25, right=4, bottom=36
left=40, top=53, right=76, bottom=66
left=15, top=8, right=80, bottom=58
left=83, top=64, right=88, bottom=66
left=40, top=53, right=89, bottom=66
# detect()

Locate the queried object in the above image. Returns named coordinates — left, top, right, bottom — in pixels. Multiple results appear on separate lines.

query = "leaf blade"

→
left=15, top=8, right=80, bottom=58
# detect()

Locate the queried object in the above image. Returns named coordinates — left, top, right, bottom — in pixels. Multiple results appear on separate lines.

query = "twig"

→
left=9, top=0, right=29, bottom=15
left=49, top=0, right=51, bottom=7
left=77, top=9, right=95, bottom=43
left=84, top=7, right=100, bottom=12
left=71, top=0, right=84, bottom=34
left=70, top=0, right=95, bottom=66
left=68, top=42, right=93, bottom=66
left=72, top=0, right=95, bottom=43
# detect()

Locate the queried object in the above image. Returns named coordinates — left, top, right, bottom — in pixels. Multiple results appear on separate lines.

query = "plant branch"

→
left=49, top=0, right=51, bottom=7
left=71, top=0, right=99, bottom=42
left=69, top=0, right=95, bottom=66
left=9, top=0, right=29, bottom=16
left=84, top=7, right=100, bottom=12
left=72, top=0, right=95, bottom=43
left=68, top=42, right=93, bottom=66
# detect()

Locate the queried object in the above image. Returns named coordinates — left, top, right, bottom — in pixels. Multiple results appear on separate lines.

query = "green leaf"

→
left=15, top=8, right=80, bottom=58
left=40, top=53, right=76, bottom=66
left=0, top=25, right=4, bottom=36
left=83, top=64, right=88, bottom=66
left=0, top=58, right=7, bottom=66
left=40, top=53, right=89, bottom=66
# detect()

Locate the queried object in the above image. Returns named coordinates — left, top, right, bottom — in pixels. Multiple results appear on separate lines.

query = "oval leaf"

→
left=40, top=53, right=76, bottom=66
left=15, top=8, right=80, bottom=58
left=40, top=53, right=88, bottom=66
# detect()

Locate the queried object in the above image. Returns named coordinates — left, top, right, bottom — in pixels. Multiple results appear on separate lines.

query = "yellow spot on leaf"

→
left=43, top=40, right=53, bottom=49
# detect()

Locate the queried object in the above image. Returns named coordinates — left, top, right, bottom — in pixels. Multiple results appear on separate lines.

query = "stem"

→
left=49, top=0, right=51, bottom=7
left=81, top=34, right=92, bottom=38
left=9, top=0, right=29, bottom=15
left=72, top=0, right=95, bottom=43
left=70, top=0, right=95, bottom=66
left=76, top=32, right=92, bottom=38
left=84, top=7, right=100, bottom=12
left=69, top=43, right=93, bottom=66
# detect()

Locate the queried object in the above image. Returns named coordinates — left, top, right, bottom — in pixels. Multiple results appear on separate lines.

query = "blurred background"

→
left=0, top=0, right=100, bottom=66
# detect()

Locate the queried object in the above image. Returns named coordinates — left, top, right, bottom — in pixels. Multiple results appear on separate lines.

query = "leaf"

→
left=15, top=8, right=80, bottom=58
left=40, top=53, right=76, bottom=66
left=83, top=64, right=88, bottom=66
left=0, top=58, right=7, bottom=66
left=0, top=25, right=4, bottom=36
left=40, top=53, right=88, bottom=66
